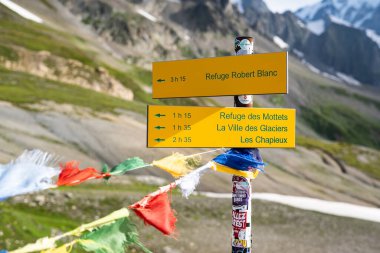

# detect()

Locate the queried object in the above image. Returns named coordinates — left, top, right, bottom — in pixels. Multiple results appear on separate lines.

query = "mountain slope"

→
left=237, top=0, right=380, bottom=87
left=301, top=22, right=380, bottom=86
left=0, top=0, right=378, bottom=196
left=296, top=0, right=380, bottom=34
left=0, top=1, right=380, bottom=251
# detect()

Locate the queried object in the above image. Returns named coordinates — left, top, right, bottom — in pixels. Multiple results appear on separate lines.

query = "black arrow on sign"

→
left=154, top=138, right=165, bottom=142
left=154, top=126, right=166, bottom=130
left=157, top=79, right=166, bottom=83
left=154, top=113, right=166, bottom=118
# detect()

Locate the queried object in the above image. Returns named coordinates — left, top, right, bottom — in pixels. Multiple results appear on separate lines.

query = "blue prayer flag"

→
left=213, top=148, right=265, bottom=172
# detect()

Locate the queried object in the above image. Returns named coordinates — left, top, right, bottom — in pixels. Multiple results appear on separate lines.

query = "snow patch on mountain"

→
left=337, top=72, right=361, bottom=86
left=302, top=60, right=321, bottom=74
left=329, top=15, right=351, bottom=27
left=0, top=0, right=43, bottom=23
left=300, top=59, right=362, bottom=86
left=231, top=0, right=244, bottom=13
left=322, top=72, right=341, bottom=82
left=136, top=8, right=157, bottom=22
left=297, top=19, right=306, bottom=28
left=253, top=193, right=380, bottom=223
left=273, top=36, right=288, bottom=49
left=306, top=19, right=325, bottom=35
left=199, top=192, right=380, bottom=223
left=366, top=29, right=380, bottom=48
left=293, top=49, right=304, bottom=58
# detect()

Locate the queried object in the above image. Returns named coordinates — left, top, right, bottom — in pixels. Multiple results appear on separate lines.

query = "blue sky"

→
left=263, top=0, right=321, bottom=13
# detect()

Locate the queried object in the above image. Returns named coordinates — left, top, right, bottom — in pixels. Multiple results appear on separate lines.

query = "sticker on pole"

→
left=232, top=211, right=248, bottom=229
left=147, top=105, right=296, bottom=148
left=232, top=178, right=250, bottom=207
left=232, top=176, right=251, bottom=252
left=152, top=52, right=288, bottom=98
left=238, top=95, right=253, bottom=105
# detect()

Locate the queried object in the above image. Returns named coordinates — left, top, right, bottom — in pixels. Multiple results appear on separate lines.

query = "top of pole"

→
left=235, top=36, right=254, bottom=56
left=234, top=36, right=254, bottom=107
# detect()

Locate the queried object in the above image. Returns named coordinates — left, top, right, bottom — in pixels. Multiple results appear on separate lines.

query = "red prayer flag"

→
left=129, top=183, right=177, bottom=236
left=57, top=161, right=110, bottom=186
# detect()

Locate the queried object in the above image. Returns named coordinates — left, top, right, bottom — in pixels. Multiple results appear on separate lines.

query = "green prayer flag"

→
left=102, top=164, right=110, bottom=174
left=102, top=164, right=111, bottom=181
left=78, top=218, right=151, bottom=253
left=110, top=157, right=146, bottom=175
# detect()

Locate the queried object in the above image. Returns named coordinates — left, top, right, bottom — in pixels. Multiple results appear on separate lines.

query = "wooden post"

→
left=232, top=36, right=254, bottom=253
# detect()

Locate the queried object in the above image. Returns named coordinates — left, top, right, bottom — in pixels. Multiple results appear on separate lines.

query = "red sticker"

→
left=232, top=210, right=247, bottom=229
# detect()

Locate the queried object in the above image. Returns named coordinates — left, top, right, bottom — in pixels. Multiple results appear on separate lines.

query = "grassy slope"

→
left=0, top=68, right=146, bottom=114
left=0, top=6, right=198, bottom=111
left=301, top=105, right=380, bottom=148
left=0, top=203, right=78, bottom=249
left=0, top=7, right=96, bottom=67
left=297, top=136, right=380, bottom=180
left=0, top=12, right=155, bottom=114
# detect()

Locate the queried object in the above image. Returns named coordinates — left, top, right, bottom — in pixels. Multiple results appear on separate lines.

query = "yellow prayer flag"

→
left=10, top=208, right=130, bottom=253
left=41, top=241, right=76, bottom=253
left=9, top=237, right=56, bottom=253
left=152, top=153, right=198, bottom=178
left=210, top=162, right=259, bottom=179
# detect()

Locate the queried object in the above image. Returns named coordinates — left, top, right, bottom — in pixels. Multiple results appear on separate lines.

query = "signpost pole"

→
left=232, top=36, right=254, bottom=253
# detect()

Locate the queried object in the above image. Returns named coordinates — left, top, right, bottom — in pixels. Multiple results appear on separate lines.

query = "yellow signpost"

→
left=151, top=36, right=294, bottom=253
left=152, top=52, right=288, bottom=98
left=147, top=105, right=295, bottom=148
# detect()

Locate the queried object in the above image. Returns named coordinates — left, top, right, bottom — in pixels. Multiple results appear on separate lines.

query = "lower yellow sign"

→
left=147, top=105, right=296, bottom=148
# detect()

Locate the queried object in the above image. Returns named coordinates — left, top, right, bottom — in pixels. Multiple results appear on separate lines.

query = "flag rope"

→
left=2, top=148, right=264, bottom=253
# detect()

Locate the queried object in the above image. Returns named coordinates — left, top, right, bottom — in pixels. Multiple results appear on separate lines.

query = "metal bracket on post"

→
left=232, top=36, right=254, bottom=253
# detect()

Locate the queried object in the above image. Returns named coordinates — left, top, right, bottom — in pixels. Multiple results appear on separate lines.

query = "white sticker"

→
left=238, top=230, right=246, bottom=240
left=237, top=39, right=253, bottom=55
left=238, top=95, right=252, bottom=104
left=239, top=39, right=251, bottom=50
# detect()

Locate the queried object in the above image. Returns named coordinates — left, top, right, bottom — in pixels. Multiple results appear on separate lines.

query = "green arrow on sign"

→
left=154, top=126, right=166, bottom=130
left=154, top=138, right=165, bottom=142
left=157, top=79, right=166, bottom=83
left=154, top=113, right=166, bottom=118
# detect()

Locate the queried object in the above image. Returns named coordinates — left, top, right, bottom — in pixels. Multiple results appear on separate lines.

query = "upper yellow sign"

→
left=147, top=105, right=296, bottom=148
left=152, top=52, right=288, bottom=98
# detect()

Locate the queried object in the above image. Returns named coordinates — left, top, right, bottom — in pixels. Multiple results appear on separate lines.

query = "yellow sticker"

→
left=147, top=105, right=296, bottom=148
left=152, top=52, right=288, bottom=98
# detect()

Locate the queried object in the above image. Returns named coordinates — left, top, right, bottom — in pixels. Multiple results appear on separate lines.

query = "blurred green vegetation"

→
left=0, top=202, right=78, bottom=250
left=0, top=7, right=96, bottom=67
left=130, top=66, right=152, bottom=86
left=300, top=105, right=380, bottom=149
left=0, top=44, right=18, bottom=61
left=319, top=85, right=380, bottom=110
left=179, top=46, right=196, bottom=59
left=297, top=136, right=380, bottom=180
left=0, top=68, right=146, bottom=114
left=58, top=181, right=179, bottom=195
left=269, top=94, right=286, bottom=106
